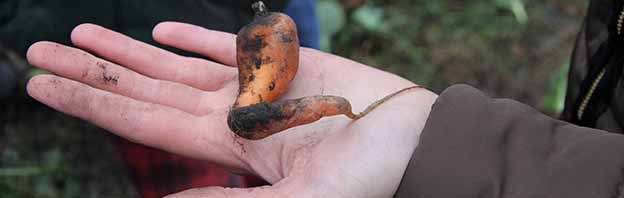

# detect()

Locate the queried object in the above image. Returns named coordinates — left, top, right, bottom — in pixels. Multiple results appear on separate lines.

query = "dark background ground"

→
left=1, top=0, right=586, bottom=197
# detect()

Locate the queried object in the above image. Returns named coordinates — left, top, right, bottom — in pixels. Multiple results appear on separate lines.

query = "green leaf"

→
left=0, top=166, right=45, bottom=176
left=352, top=4, right=385, bottom=31
left=317, top=0, right=346, bottom=51
left=45, top=148, right=63, bottom=165
left=541, top=63, right=569, bottom=114
left=494, top=0, right=528, bottom=24
left=509, top=0, right=528, bottom=24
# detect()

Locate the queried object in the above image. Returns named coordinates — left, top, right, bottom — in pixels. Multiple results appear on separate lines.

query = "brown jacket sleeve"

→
left=395, top=84, right=624, bottom=198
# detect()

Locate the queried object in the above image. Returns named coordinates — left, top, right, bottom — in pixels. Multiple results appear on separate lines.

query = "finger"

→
left=153, top=22, right=237, bottom=67
left=27, top=41, right=230, bottom=116
left=70, top=23, right=236, bottom=91
left=27, top=75, right=246, bottom=170
left=166, top=186, right=280, bottom=198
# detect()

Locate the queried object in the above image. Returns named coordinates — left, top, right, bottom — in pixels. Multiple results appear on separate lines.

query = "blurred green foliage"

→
left=541, top=62, right=569, bottom=114
left=496, top=0, right=528, bottom=24
left=1, top=100, right=136, bottom=197
left=318, top=0, right=585, bottom=115
left=319, top=0, right=527, bottom=85
left=318, top=0, right=346, bottom=51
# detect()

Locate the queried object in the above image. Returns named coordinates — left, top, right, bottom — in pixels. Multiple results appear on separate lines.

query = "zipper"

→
left=576, top=7, right=624, bottom=121
left=618, top=7, right=624, bottom=35
left=577, top=68, right=606, bottom=120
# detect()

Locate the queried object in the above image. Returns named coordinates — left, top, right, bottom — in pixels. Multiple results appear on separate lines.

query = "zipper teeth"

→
left=618, top=8, right=624, bottom=35
left=577, top=68, right=607, bottom=120
left=581, top=7, right=624, bottom=120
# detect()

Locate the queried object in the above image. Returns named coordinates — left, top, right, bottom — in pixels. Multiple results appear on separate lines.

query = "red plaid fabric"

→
left=113, top=137, right=267, bottom=198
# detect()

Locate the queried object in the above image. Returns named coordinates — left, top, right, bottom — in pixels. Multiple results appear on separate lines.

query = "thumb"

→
left=164, top=185, right=285, bottom=198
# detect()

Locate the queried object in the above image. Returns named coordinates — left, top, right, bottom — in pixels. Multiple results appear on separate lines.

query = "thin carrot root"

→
left=228, top=85, right=423, bottom=140
left=345, top=85, right=423, bottom=120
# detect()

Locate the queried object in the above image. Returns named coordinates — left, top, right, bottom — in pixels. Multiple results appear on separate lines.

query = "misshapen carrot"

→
left=228, top=1, right=422, bottom=140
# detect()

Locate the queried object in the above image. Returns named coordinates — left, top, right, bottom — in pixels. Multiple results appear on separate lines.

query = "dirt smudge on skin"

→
left=232, top=133, right=247, bottom=155
left=97, top=61, right=106, bottom=70
left=48, top=77, right=61, bottom=85
left=103, top=75, right=119, bottom=85
left=81, top=69, right=89, bottom=79
left=96, top=61, right=119, bottom=86
left=47, top=77, right=62, bottom=90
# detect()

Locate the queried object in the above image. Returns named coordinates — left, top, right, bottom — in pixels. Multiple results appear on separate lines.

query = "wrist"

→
left=393, top=87, right=438, bottom=193
left=361, top=85, right=438, bottom=195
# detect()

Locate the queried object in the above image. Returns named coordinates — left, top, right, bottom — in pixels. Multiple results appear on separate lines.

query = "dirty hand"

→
left=26, top=22, right=437, bottom=197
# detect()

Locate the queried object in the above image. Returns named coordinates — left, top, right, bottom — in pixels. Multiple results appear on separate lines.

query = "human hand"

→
left=26, top=22, right=437, bottom=197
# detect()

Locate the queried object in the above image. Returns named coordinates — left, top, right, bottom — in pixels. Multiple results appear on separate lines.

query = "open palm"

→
left=26, top=22, right=437, bottom=197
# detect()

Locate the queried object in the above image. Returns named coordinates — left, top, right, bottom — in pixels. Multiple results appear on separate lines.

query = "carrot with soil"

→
left=227, top=1, right=422, bottom=140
